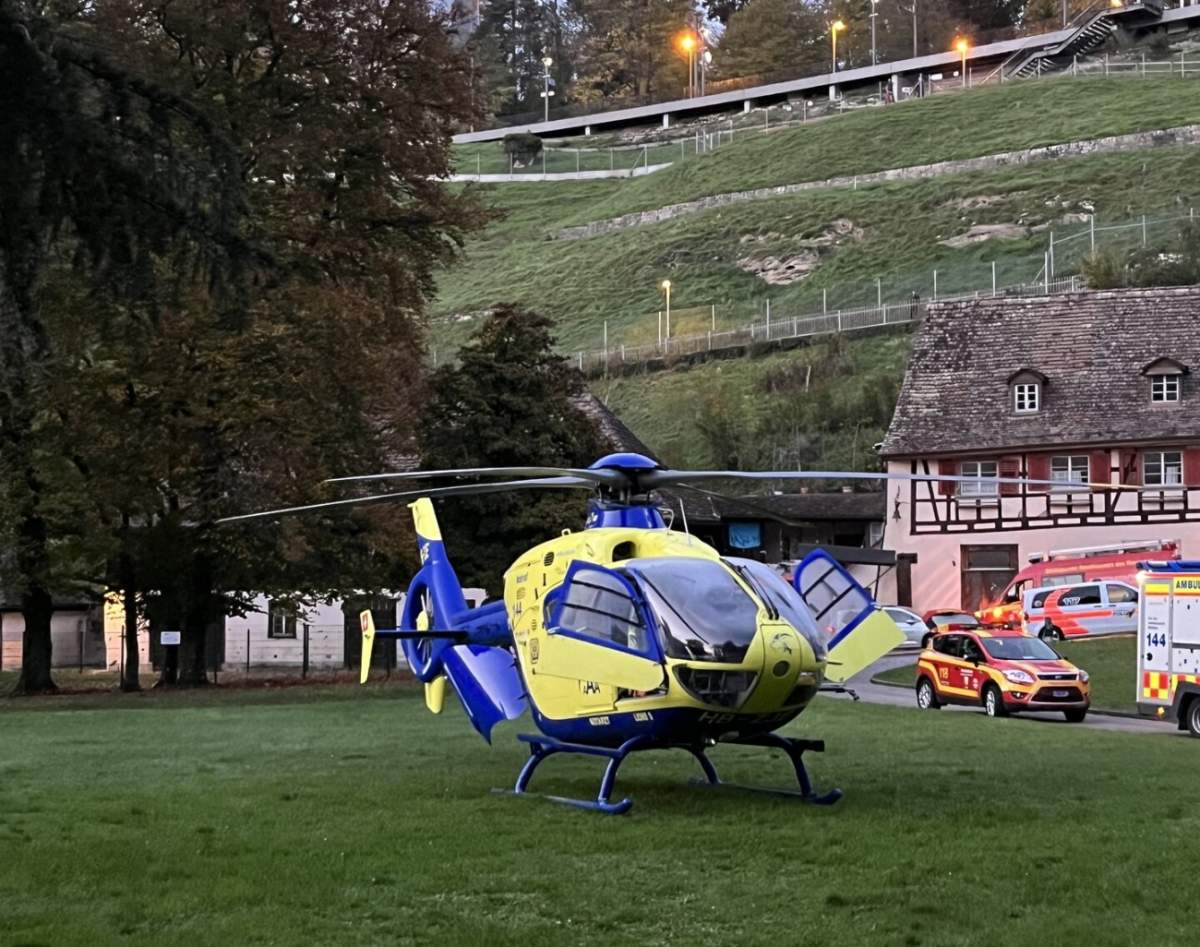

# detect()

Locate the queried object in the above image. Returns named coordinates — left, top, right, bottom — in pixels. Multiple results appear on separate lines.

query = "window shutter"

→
left=999, top=457, right=1020, bottom=496
left=1089, top=451, right=1110, bottom=486
left=1027, top=454, right=1050, bottom=491
left=937, top=459, right=956, bottom=496
left=1184, top=449, right=1200, bottom=488
left=1118, top=449, right=1140, bottom=486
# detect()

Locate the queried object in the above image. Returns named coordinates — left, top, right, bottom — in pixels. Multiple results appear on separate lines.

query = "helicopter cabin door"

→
left=535, top=562, right=665, bottom=694
left=793, top=550, right=904, bottom=683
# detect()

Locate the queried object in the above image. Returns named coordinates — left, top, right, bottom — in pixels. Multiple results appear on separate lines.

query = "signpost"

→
left=161, top=630, right=180, bottom=683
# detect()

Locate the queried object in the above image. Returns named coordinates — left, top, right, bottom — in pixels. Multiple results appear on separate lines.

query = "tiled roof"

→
left=656, top=488, right=884, bottom=525
left=569, top=392, right=659, bottom=459
left=881, top=287, right=1200, bottom=458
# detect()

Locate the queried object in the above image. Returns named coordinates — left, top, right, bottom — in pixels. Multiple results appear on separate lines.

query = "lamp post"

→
left=679, top=33, right=697, bottom=97
left=701, top=49, right=711, bottom=96
left=955, top=38, right=968, bottom=88
left=831, top=19, right=846, bottom=74
left=541, top=56, right=554, bottom=123
left=870, top=0, right=878, bottom=66
left=661, top=280, right=672, bottom=339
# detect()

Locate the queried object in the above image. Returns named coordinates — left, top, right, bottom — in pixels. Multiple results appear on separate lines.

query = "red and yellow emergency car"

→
left=915, top=627, right=1090, bottom=721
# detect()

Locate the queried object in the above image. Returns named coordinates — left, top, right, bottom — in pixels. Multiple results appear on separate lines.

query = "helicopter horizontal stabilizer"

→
left=425, top=676, right=447, bottom=714
left=358, top=610, right=376, bottom=685
left=793, top=550, right=905, bottom=684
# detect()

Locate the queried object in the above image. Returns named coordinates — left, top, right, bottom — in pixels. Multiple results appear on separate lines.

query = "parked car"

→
left=880, top=606, right=926, bottom=648
left=1021, top=580, right=1139, bottom=640
left=915, top=627, right=1090, bottom=721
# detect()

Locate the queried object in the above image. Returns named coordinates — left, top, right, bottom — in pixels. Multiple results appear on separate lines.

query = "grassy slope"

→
left=439, top=147, right=1200, bottom=353
left=3, top=687, right=1197, bottom=946
left=874, top=636, right=1137, bottom=713
left=454, top=78, right=1200, bottom=224
left=436, top=79, right=1200, bottom=466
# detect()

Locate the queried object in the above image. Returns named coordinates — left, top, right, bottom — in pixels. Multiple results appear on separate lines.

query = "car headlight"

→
left=1078, top=669, right=1089, bottom=683
left=1003, top=669, right=1034, bottom=685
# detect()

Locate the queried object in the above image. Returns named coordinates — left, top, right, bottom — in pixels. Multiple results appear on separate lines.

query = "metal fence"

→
left=576, top=209, right=1197, bottom=375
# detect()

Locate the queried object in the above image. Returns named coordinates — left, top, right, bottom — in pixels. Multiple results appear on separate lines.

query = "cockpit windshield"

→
left=627, top=558, right=759, bottom=663
left=726, top=558, right=827, bottom=660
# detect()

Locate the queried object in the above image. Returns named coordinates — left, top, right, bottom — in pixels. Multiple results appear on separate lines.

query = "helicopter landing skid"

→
left=497, top=733, right=718, bottom=815
left=692, top=734, right=843, bottom=806
left=495, top=731, right=839, bottom=814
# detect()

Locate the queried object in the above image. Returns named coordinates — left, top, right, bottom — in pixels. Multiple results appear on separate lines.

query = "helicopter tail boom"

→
left=390, top=499, right=525, bottom=742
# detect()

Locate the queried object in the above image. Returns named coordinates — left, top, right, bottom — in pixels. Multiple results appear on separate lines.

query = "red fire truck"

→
left=978, top=539, right=1180, bottom=627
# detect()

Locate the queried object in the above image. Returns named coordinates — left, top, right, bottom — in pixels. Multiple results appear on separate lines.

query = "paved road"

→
left=828, top=650, right=1181, bottom=737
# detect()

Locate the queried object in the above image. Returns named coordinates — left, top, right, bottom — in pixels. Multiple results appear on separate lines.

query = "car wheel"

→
left=1064, top=708, right=1087, bottom=723
left=1186, top=698, right=1200, bottom=738
left=1039, top=623, right=1063, bottom=642
left=916, top=677, right=940, bottom=710
left=983, top=684, right=1007, bottom=718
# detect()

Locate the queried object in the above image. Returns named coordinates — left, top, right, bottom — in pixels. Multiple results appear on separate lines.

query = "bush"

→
left=1082, top=221, right=1200, bottom=289
left=502, top=132, right=543, bottom=167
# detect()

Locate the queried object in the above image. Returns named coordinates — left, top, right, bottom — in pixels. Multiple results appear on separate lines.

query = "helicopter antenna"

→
left=678, top=495, right=690, bottom=536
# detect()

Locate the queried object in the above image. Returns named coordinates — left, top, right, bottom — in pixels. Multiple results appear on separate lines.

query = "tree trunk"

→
left=15, top=582, right=55, bottom=694
left=118, top=515, right=140, bottom=691
left=180, top=551, right=214, bottom=686
left=120, top=558, right=140, bottom=692
left=1, top=230, right=57, bottom=696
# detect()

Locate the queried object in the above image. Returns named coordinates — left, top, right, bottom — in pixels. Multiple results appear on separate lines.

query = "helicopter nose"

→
left=739, top=622, right=812, bottom=714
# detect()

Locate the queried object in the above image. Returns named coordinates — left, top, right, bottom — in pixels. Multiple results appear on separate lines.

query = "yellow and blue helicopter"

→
left=223, top=452, right=1028, bottom=813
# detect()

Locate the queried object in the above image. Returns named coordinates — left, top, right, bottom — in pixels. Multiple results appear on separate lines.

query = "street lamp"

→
left=955, top=38, right=968, bottom=89
left=831, top=20, right=846, bottom=75
left=660, top=280, right=672, bottom=341
left=678, top=33, right=697, bottom=98
left=870, top=0, right=878, bottom=66
left=701, top=49, right=712, bottom=97
left=541, top=56, right=554, bottom=123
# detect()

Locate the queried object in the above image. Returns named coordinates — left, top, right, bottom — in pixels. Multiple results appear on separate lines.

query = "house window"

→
left=1014, top=383, right=1040, bottom=413
left=1050, top=455, right=1089, bottom=490
left=1151, top=375, right=1180, bottom=403
left=959, top=460, right=998, bottom=496
left=1143, top=450, right=1183, bottom=487
left=267, top=601, right=298, bottom=639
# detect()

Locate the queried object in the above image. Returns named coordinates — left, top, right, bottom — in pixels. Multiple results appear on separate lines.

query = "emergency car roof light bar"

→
left=1027, top=538, right=1180, bottom=564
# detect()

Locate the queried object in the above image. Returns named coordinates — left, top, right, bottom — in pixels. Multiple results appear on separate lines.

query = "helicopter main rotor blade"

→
left=217, top=476, right=597, bottom=525
left=641, top=469, right=1104, bottom=491
left=326, top=466, right=625, bottom=486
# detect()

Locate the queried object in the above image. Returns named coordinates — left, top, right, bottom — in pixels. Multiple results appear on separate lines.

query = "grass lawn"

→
left=873, top=636, right=1138, bottom=713
left=1, top=685, right=1196, bottom=946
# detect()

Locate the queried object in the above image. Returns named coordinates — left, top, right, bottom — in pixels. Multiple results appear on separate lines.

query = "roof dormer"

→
left=1142, top=358, right=1189, bottom=404
left=1006, top=369, right=1046, bottom=414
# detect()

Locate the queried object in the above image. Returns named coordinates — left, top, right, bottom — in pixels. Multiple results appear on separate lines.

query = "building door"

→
left=960, top=545, right=1019, bottom=612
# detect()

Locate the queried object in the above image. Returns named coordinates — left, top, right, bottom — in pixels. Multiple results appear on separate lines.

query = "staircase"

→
left=1002, top=0, right=1164, bottom=81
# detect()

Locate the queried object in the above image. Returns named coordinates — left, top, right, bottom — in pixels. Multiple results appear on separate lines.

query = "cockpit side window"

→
left=553, top=564, right=652, bottom=655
